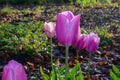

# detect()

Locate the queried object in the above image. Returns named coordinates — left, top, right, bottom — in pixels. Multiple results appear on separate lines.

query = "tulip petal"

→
left=70, top=14, right=80, bottom=45
left=74, top=34, right=87, bottom=50
left=2, top=60, right=27, bottom=80
left=86, top=32, right=100, bottom=53
left=56, top=13, right=70, bottom=45
left=61, top=11, right=74, bottom=21
left=56, top=12, right=80, bottom=46
left=2, top=65, right=14, bottom=80
left=44, top=22, right=56, bottom=38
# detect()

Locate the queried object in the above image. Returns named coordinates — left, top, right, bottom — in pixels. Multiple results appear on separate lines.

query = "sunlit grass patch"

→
left=0, top=5, right=13, bottom=15
left=0, top=22, right=49, bottom=55
left=76, top=0, right=119, bottom=8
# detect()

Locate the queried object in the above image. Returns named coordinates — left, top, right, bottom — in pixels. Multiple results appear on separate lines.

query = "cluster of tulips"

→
left=2, top=11, right=100, bottom=80
left=44, top=11, right=100, bottom=53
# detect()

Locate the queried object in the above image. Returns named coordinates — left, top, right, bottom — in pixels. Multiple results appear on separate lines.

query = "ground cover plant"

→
left=0, top=22, right=48, bottom=54
left=0, top=1, right=120, bottom=80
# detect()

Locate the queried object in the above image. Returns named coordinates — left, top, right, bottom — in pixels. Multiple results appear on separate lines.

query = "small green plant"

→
left=76, top=0, right=97, bottom=7
left=33, top=6, right=45, bottom=16
left=117, top=28, right=120, bottom=34
left=0, top=22, right=48, bottom=54
left=0, top=5, right=13, bottom=15
left=40, top=63, right=83, bottom=80
left=37, top=6, right=45, bottom=11
left=22, top=8, right=32, bottom=14
left=110, top=65, right=120, bottom=80
left=99, top=0, right=111, bottom=4
left=76, top=0, right=112, bottom=7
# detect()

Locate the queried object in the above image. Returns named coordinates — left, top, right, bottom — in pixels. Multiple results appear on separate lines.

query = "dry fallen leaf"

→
left=102, top=46, right=108, bottom=49
left=27, top=62, right=34, bottom=69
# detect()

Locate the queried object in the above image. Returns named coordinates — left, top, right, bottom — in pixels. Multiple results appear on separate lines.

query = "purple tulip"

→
left=74, top=34, right=87, bottom=50
left=86, top=32, right=100, bottom=53
left=44, top=22, right=56, bottom=38
left=2, top=60, right=27, bottom=80
left=56, top=11, right=80, bottom=46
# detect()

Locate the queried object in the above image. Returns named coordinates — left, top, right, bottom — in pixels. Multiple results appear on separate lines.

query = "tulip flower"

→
left=74, top=34, right=87, bottom=50
left=44, top=22, right=56, bottom=70
left=56, top=11, right=80, bottom=80
left=56, top=11, right=80, bottom=46
left=86, top=32, right=100, bottom=53
left=2, top=60, right=27, bottom=80
left=44, top=22, right=56, bottom=38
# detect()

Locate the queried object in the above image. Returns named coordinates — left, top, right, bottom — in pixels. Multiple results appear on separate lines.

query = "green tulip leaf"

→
left=112, top=65, right=120, bottom=78
left=40, top=67, right=49, bottom=80
left=78, top=66, right=84, bottom=80
left=68, top=63, right=80, bottom=79
left=51, top=66, right=57, bottom=80
left=58, top=66, right=65, bottom=75
left=110, top=71, right=119, bottom=80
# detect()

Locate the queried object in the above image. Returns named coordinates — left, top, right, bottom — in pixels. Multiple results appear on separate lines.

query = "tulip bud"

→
left=74, top=34, right=87, bottom=50
left=86, top=32, right=100, bottom=53
left=2, top=60, right=27, bottom=80
left=44, top=22, right=56, bottom=38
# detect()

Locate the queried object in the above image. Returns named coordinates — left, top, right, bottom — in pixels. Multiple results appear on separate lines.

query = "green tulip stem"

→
left=65, top=46, right=69, bottom=80
left=50, top=38, right=53, bottom=70
left=88, top=53, right=91, bottom=80
left=76, top=50, right=79, bottom=61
